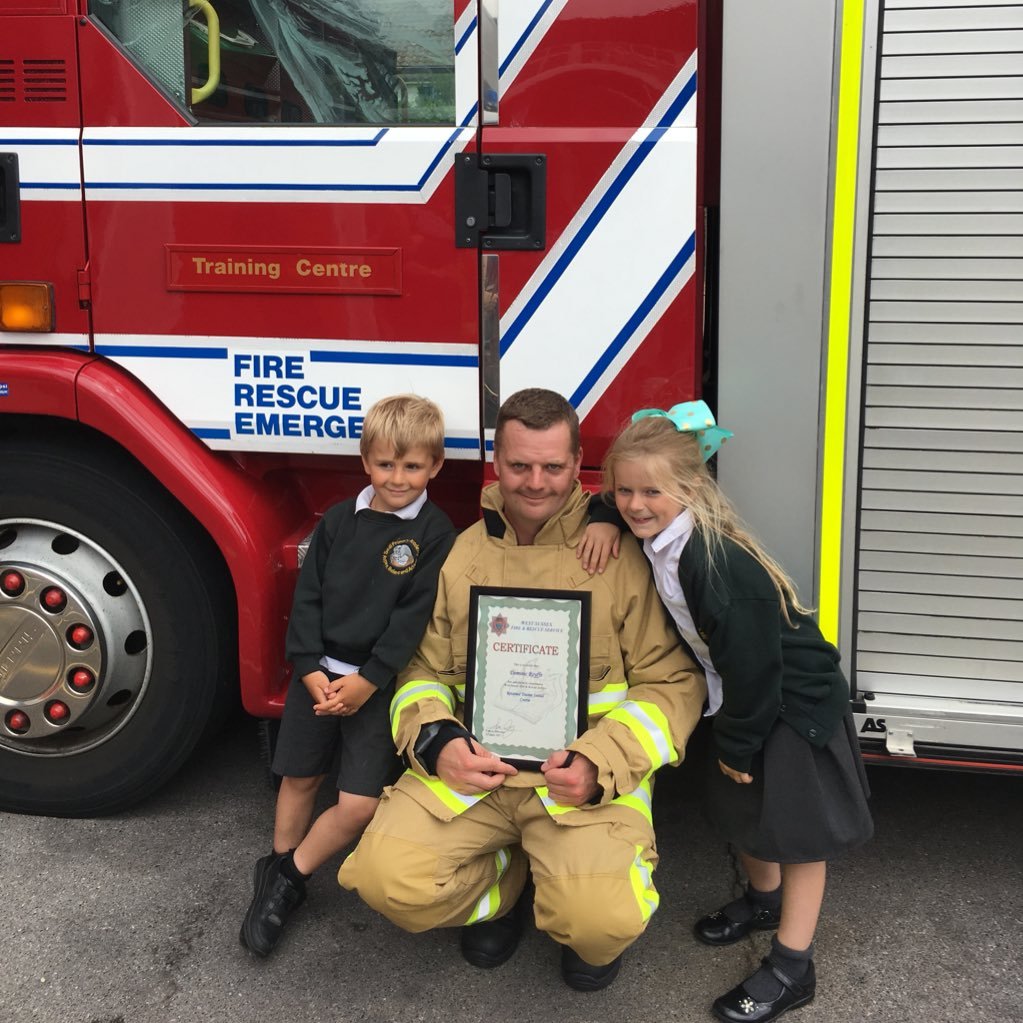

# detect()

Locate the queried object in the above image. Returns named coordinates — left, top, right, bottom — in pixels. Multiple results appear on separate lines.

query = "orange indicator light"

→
left=0, top=282, right=55, bottom=332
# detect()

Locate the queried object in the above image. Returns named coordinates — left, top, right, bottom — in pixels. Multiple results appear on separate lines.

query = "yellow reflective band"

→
left=612, top=777, right=653, bottom=826
left=536, top=786, right=578, bottom=816
left=389, top=679, right=455, bottom=738
left=605, top=700, right=677, bottom=769
left=466, top=846, right=511, bottom=924
left=588, top=682, right=628, bottom=716
left=454, top=683, right=465, bottom=704
left=819, top=0, right=866, bottom=644
left=536, top=777, right=653, bottom=824
left=628, top=845, right=659, bottom=923
left=406, top=770, right=488, bottom=816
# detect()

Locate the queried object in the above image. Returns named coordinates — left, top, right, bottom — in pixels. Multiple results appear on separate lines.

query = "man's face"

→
left=493, top=419, right=582, bottom=542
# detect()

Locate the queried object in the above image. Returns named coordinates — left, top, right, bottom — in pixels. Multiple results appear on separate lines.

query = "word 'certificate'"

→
left=464, top=587, right=590, bottom=769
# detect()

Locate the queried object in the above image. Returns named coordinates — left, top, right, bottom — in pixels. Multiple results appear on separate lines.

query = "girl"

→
left=602, top=401, right=873, bottom=1023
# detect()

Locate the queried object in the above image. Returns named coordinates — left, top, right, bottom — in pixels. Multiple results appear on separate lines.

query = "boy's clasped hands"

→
left=301, top=670, right=376, bottom=717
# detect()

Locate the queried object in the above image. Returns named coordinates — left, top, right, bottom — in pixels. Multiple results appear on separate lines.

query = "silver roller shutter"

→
left=856, top=1, right=1023, bottom=709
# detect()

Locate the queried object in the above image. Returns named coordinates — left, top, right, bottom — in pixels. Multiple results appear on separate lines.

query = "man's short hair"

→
left=494, top=388, right=580, bottom=455
left=359, top=394, right=445, bottom=461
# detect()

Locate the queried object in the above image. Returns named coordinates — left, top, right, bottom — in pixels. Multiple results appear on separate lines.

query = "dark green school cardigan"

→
left=677, top=531, right=851, bottom=774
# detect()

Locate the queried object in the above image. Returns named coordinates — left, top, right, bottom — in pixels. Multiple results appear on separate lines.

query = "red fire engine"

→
left=2, top=0, right=1021, bottom=815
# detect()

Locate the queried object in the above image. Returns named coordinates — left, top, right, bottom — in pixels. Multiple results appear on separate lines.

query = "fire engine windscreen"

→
left=91, top=0, right=454, bottom=125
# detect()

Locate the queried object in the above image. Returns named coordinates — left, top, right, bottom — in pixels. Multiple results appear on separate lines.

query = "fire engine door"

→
left=0, top=14, right=90, bottom=348
left=77, top=0, right=482, bottom=459
left=469, top=0, right=702, bottom=466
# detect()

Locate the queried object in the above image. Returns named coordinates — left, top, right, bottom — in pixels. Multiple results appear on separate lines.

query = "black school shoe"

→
left=712, top=958, right=816, bottom=1022
left=560, top=945, right=622, bottom=992
left=239, top=853, right=307, bottom=957
left=694, top=903, right=781, bottom=946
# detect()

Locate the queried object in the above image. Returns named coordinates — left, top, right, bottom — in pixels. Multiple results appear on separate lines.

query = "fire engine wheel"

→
left=0, top=440, right=233, bottom=816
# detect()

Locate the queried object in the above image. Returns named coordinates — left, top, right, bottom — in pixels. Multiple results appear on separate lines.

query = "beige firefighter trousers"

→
left=338, top=776, right=660, bottom=966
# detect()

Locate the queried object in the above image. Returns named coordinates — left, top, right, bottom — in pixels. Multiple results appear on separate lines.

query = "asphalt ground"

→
left=2, top=711, right=1021, bottom=1023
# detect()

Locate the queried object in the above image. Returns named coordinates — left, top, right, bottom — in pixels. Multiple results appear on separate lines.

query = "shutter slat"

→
left=860, top=531, right=1023, bottom=557
left=860, top=509, right=1023, bottom=537
left=859, top=609, right=1023, bottom=641
left=862, top=467, right=1023, bottom=496
left=867, top=360, right=1023, bottom=386
left=882, top=53, right=1023, bottom=78
left=874, top=191, right=1023, bottom=214
left=865, top=383, right=1023, bottom=409
left=880, top=99, right=1023, bottom=124
left=857, top=651, right=1023, bottom=683
left=880, top=75, right=1023, bottom=102
left=886, top=8, right=1023, bottom=32
left=858, top=630, right=1023, bottom=662
left=873, top=236, right=1023, bottom=257
left=860, top=569, right=1023, bottom=600
left=873, top=213, right=1023, bottom=236
left=860, top=549, right=1023, bottom=578
left=862, top=426, right=1023, bottom=452
left=883, top=29, right=1023, bottom=55
left=870, top=299, right=1023, bottom=322
left=858, top=590, right=1023, bottom=618
left=870, top=277, right=1023, bottom=300
left=877, top=123, right=1023, bottom=146
left=876, top=145, right=1023, bottom=169
left=872, top=257, right=1023, bottom=280
left=860, top=487, right=1022, bottom=515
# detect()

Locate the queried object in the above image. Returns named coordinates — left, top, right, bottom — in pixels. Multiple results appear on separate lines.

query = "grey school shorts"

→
left=271, top=670, right=403, bottom=797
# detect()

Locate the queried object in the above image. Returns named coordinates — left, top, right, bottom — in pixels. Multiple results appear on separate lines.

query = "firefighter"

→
left=339, top=388, right=707, bottom=990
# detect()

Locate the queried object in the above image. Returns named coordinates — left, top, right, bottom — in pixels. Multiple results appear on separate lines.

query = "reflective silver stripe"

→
left=406, top=771, right=488, bottom=814
left=466, top=846, right=511, bottom=924
left=389, top=680, right=455, bottom=733
left=612, top=700, right=676, bottom=766
left=588, top=682, right=628, bottom=714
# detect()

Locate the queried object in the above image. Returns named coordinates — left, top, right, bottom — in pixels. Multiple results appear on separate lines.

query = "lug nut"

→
left=5, top=710, right=30, bottom=734
left=1, top=571, right=25, bottom=596
left=45, top=701, right=70, bottom=723
left=69, top=668, right=96, bottom=692
left=42, top=586, right=67, bottom=612
left=68, top=624, right=94, bottom=649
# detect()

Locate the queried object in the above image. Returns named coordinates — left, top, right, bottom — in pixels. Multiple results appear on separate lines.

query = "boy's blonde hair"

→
left=359, top=394, right=445, bottom=462
left=603, top=415, right=811, bottom=622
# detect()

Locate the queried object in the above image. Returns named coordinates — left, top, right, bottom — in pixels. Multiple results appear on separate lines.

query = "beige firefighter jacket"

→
left=393, top=482, right=707, bottom=810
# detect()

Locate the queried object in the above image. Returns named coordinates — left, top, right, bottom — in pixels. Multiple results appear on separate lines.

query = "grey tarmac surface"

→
left=2, top=712, right=1021, bottom=1023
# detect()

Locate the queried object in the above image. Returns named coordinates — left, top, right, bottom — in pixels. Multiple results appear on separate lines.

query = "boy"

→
left=240, top=394, right=456, bottom=957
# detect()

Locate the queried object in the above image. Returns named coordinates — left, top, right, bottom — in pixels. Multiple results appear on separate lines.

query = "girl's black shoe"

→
left=694, top=903, right=781, bottom=945
left=712, top=958, right=815, bottom=1023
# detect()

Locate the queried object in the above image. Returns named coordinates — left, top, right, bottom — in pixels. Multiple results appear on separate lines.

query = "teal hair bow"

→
left=631, top=400, right=734, bottom=461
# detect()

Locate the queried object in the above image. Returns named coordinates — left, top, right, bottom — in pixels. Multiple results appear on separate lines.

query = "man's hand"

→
left=314, top=672, right=376, bottom=717
left=576, top=522, right=621, bottom=574
left=718, top=759, right=753, bottom=784
left=541, top=749, right=600, bottom=806
left=301, top=670, right=331, bottom=706
left=435, top=738, right=517, bottom=794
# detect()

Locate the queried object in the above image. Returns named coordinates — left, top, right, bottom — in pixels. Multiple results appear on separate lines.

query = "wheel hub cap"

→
left=0, top=520, right=150, bottom=756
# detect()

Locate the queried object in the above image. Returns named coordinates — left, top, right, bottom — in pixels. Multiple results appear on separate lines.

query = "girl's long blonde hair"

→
left=603, top=416, right=812, bottom=623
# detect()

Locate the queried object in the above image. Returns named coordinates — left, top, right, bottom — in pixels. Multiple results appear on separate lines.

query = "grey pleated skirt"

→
left=705, top=713, right=874, bottom=863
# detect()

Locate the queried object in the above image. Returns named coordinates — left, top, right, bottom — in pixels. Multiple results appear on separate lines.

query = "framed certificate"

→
left=464, top=586, right=590, bottom=769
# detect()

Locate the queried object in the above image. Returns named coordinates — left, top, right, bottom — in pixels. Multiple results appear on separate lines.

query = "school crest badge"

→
left=383, top=538, right=420, bottom=575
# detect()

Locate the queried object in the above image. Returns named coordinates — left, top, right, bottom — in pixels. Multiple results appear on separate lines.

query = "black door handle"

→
left=455, top=152, right=546, bottom=251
